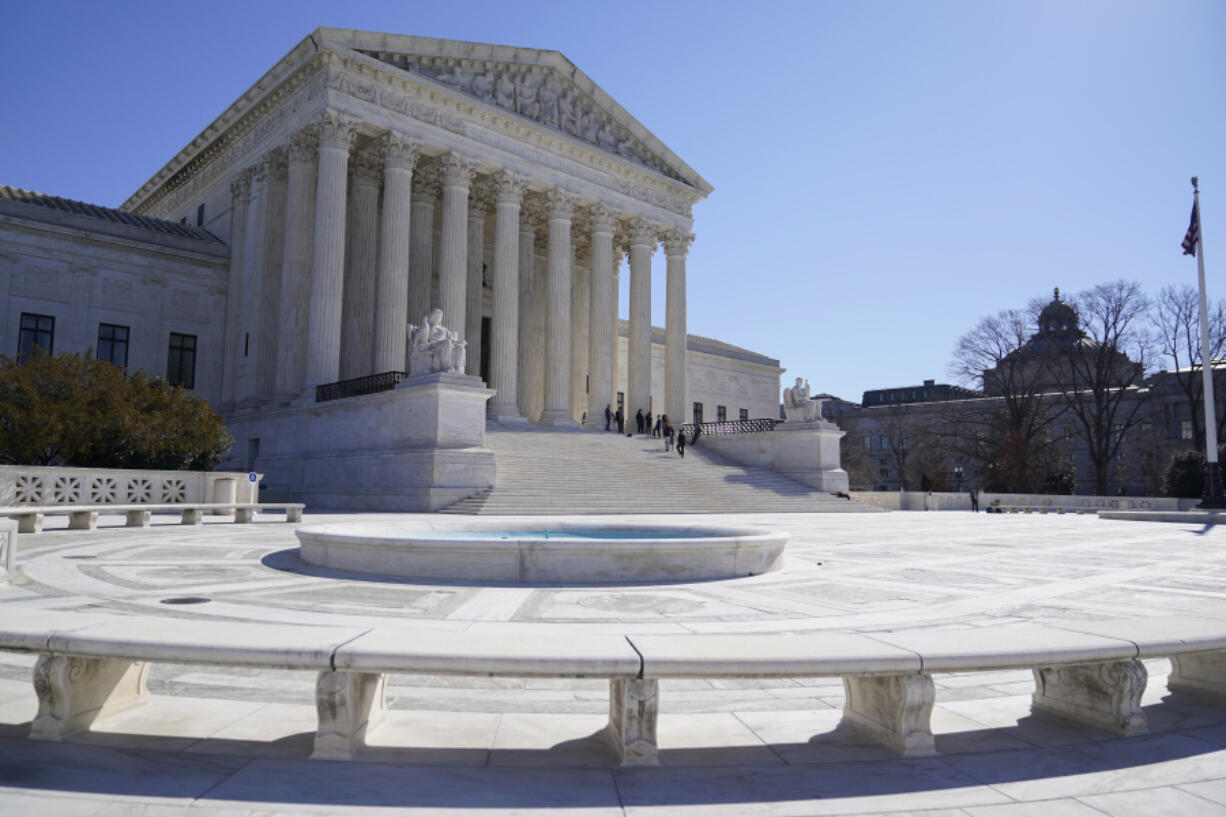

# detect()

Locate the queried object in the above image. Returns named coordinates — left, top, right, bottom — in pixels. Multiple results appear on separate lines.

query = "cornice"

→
left=0, top=218, right=230, bottom=274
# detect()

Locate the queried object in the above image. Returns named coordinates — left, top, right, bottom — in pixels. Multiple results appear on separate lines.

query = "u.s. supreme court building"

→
left=2, top=29, right=784, bottom=508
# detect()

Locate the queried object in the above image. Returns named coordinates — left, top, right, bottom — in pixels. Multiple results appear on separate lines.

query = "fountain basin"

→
left=295, top=520, right=788, bottom=583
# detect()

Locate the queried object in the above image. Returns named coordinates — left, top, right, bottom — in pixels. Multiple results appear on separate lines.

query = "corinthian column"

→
left=587, top=204, right=617, bottom=427
left=407, top=160, right=441, bottom=340
left=275, top=130, right=318, bottom=400
left=627, top=218, right=656, bottom=422
left=489, top=171, right=528, bottom=422
left=339, top=150, right=381, bottom=380
left=540, top=188, right=579, bottom=426
left=438, top=153, right=478, bottom=346
left=663, top=229, right=693, bottom=423
left=305, top=111, right=356, bottom=390
left=222, top=170, right=251, bottom=409
left=466, top=182, right=493, bottom=376
left=373, top=133, right=418, bottom=374
left=516, top=205, right=538, bottom=419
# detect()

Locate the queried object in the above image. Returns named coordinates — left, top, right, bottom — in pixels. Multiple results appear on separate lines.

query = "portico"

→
left=125, top=29, right=710, bottom=430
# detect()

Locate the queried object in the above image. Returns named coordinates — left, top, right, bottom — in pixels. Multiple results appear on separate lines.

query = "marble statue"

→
left=783, top=377, right=822, bottom=423
left=407, top=308, right=467, bottom=375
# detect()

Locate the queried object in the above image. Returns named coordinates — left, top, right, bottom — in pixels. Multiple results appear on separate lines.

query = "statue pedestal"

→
left=696, top=420, right=848, bottom=494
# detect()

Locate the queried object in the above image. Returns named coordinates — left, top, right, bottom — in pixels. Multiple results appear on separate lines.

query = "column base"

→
left=487, top=402, right=530, bottom=425
left=538, top=409, right=580, bottom=428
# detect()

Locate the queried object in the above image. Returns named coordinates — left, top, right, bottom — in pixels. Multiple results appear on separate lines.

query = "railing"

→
left=316, top=371, right=406, bottom=403
left=678, top=418, right=781, bottom=441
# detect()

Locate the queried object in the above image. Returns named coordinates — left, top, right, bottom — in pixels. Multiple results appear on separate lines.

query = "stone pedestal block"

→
left=31, top=655, right=149, bottom=739
left=125, top=510, right=151, bottom=527
left=312, top=670, right=387, bottom=760
left=1032, top=660, right=1148, bottom=735
left=17, top=513, right=42, bottom=534
left=606, top=678, right=659, bottom=766
left=697, top=422, right=849, bottom=493
left=1168, top=651, right=1226, bottom=697
left=180, top=508, right=204, bottom=525
left=841, top=673, right=935, bottom=756
left=67, top=511, right=97, bottom=530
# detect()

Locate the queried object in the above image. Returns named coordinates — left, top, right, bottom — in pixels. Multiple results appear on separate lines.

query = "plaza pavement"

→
left=2, top=509, right=1226, bottom=815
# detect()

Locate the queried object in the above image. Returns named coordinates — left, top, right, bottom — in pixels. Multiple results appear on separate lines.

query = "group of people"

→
left=604, top=405, right=687, bottom=457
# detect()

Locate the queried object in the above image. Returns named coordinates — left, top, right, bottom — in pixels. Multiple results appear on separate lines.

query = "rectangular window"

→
left=1181, top=420, right=1193, bottom=440
left=96, top=323, right=129, bottom=368
left=617, top=392, right=624, bottom=411
left=716, top=405, right=727, bottom=422
left=196, top=203, right=205, bottom=227
left=863, top=435, right=871, bottom=450
left=879, top=468, right=889, bottom=478
left=739, top=409, right=749, bottom=421
left=167, top=332, right=197, bottom=388
left=17, top=313, right=55, bottom=359
left=693, top=402, right=704, bottom=424
left=879, top=458, right=888, bottom=466
left=880, top=435, right=888, bottom=450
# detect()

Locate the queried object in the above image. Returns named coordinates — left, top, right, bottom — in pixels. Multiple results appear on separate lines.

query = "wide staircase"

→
left=440, top=424, right=877, bottom=514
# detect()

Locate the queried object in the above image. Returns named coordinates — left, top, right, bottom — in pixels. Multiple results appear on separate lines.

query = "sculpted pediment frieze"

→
left=352, top=48, right=686, bottom=185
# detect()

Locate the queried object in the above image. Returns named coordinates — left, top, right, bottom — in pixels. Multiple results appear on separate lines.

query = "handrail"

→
left=678, top=418, right=781, bottom=440
left=316, top=371, right=405, bottom=402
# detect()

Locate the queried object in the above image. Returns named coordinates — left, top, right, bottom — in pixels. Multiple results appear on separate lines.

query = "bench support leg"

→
left=234, top=508, right=255, bottom=523
left=606, top=678, right=659, bottom=766
left=287, top=507, right=303, bottom=523
left=125, top=510, right=151, bottom=528
left=841, top=674, right=935, bottom=756
left=31, top=655, right=149, bottom=739
left=1168, top=651, right=1226, bottom=697
left=17, top=514, right=42, bottom=534
left=312, top=670, right=387, bottom=760
left=180, top=508, right=204, bottom=525
left=68, top=511, right=97, bottom=530
left=1032, top=659, right=1147, bottom=735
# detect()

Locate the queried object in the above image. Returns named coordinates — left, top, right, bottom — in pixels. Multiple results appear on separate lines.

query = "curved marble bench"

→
left=2, top=610, right=1225, bottom=766
left=0, top=502, right=305, bottom=533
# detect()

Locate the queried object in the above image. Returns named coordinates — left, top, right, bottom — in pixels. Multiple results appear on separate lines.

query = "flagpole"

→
left=1192, top=177, right=1225, bottom=508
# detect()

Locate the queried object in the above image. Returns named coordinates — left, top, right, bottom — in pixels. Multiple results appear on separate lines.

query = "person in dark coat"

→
left=635, top=409, right=644, bottom=435
left=664, top=421, right=674, bottom=451
left=653, top=416, right=662, bottom=437
left=645, top=411, right=653, bottom=436
left=615, top=407, right=624, bottom=434
left=676, top=429, right=687, bottom=458
left=605, top=404, right=612, bottom=431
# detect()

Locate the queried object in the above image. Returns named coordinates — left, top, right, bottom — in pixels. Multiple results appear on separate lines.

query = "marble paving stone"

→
left=961, top=799, right=1112, bottom=816
left=0, top=790, right=112, bottom=816
left=1076, top=786, right=1226, bottom=816
left=90, top=802, right=258, bottom=817
left=487, top=712, right=613, bottom=767
left=186, top=702, right=316, bottom=757
left=359, top=710, right=500, bottom=766
left=655, top=712, right=780, bottom=767
left=1176, top=777, right=1226, bottom=807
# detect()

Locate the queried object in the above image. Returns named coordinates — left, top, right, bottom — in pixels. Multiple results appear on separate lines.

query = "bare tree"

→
left=1050, top=281, right=1153, bottom=495
left=1150, top=284, right=1226, bottom=449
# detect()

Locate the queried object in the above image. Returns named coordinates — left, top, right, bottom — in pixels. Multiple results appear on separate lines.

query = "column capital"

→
left=263, top=149, right=288, bottom=182
left=287, top=129, right=319, bottom=166
left=411, top=160, right=443, bottom=202
left=229, top=169, right=252, bottom=203
left=546, top=188, right=579, bottom=222
left=381, top=131, right=421, bottom=172
left=494, top=170, right=530, bottom=205
left=469, top=179, right=496, bottom=217
left=314, top=110, right=359, bottom=151
left=350, top=150, right=382, bottom=188
left=441, top=152, right=479, bottom=189
left=662, top=228, right=695, bottom=258
left=590, top=203, right=618, bottom=234
left=628, top=217, right=658, bottom=249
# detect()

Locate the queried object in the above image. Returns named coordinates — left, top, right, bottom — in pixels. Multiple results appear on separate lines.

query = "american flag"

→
left=1183, top=200, right=1201, bottom=256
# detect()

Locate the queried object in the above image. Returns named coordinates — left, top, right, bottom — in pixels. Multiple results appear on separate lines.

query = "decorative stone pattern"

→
left=31, top=655, right=150, bottom=739
left=89, top=478, right=118, bottom=505
left=14, top=475, right=42, bottom=505
left=51, top=477, right=82, bottom=505
left=607, top=678, right=659, bottom=766
left=841, top=674, right=936, bottom=756
left=0, top=467, right=256, bottom=508
left=1032, top=659, right=1148, bottom=735
left=160, top=479, right=187, bottom=504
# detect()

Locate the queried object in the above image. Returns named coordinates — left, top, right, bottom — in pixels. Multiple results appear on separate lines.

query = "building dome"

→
left=1038, top=287, right=1078, bottom=337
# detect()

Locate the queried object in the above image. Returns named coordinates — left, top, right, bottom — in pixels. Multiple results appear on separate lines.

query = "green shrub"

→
left=0, top=349, right=232, bottom=470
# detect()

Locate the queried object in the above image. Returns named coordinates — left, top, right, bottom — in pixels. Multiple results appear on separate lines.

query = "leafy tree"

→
left=0, top=349, right=232, bottom=470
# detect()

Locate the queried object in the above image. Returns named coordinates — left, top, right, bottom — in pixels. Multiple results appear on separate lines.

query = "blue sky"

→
left=3, top=0, right=1223, bottom=403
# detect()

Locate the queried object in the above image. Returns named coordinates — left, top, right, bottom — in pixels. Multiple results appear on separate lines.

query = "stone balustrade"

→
left=0, top=503, right=304, bottom=534
left=0, top=466, right=259, bottom=508
left=3, top=610, right=1225, bottom=766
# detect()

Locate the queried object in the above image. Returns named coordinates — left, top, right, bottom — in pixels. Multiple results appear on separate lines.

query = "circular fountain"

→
left=295, top=520, right=788, bottom=583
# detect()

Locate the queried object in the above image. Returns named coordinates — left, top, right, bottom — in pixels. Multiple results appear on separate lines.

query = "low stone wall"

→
left=697, top=421, right=849, bottom=492
left=850, top=491, right=1200, bottom=512
left=0, top=466, right=258, bottom=507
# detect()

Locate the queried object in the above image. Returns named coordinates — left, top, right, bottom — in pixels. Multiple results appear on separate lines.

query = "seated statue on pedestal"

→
left=783, top=377, right=822, bottom=423
left=407, top=308, right=467, bottom=375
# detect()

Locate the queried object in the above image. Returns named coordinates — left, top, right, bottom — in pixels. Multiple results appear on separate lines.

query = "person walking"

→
left=615, top=407, right=624, bottom=434
left=970, top=488, right=980, bottom=512
left=664, top=420, right=674, bottom=452
left=635, top=409, right=644, bottom=435
left=653, top=415, right=662, bottom=437
left=604, top=404, right=612, bottom=431
left=676, top=429, right=687, bottom=458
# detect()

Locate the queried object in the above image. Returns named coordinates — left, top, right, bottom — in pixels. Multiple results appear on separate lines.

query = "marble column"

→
left=627, top=218, right=655, bottom=422
left=254, top=151, right=288, bottom=403
left=570, top=244, right=590, bottom=423
left=305, top=111, right=356, bottom=390
left=339, top=150, right=381, bottom=380
left=489, top=171, right=528, bottom=422
left=465, top=182, right=492, bottom=377
left=372, top=133, right=418, bottom=374
left=587, top=205, right=617, bottom=427
left=540, top=188, right=579, bottom=426
left=663, top=229, right=693, bottom=425
left=516, top=206, right=538, bottom=419
left=222, top=171, right=251, bottom=409
left=407, top=161, right=441, bottom=342
left=236, top=159, right=269, bottom=407
left=274, top=130, right=318, bottom=401
left=438, top=153, right=478, bottom=346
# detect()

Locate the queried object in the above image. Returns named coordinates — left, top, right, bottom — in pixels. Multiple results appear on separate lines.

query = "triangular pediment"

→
left=316, top=29, right=711, bottom=195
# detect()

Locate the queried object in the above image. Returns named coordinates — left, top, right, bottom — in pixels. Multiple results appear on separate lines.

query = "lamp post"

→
left=953, top=466, right=964, bottom=493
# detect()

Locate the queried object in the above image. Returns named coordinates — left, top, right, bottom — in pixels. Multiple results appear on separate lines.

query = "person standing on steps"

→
left=615, top=406, right=624, bottom=434
left=676, top=429, right=686, bottom=458
left=664, top=419, right=674, bottom=452
left=604, top=404, right=612, bottom=431
left=645, top=411, right=653, bottom=437
left=635, top=408, right=644, bottom=435
left=653, top=415, right=662, bottom=437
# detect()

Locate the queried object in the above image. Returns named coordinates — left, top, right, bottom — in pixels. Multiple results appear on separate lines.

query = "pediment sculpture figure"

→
left=783, top=377, right=821, bottom=423
left=407, top=308, right=467, bottom=375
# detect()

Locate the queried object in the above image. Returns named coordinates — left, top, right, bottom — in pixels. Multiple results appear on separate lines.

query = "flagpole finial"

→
left=1192, top=176, right=1199, bottom=191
